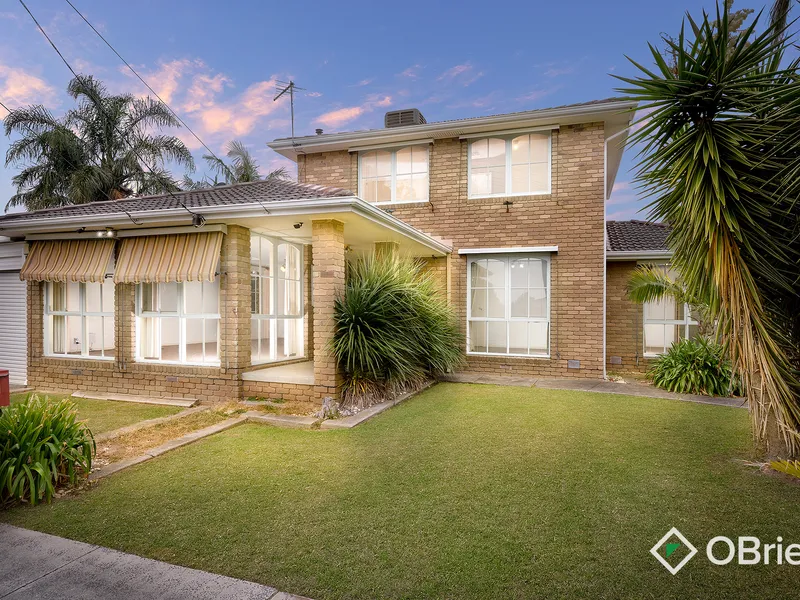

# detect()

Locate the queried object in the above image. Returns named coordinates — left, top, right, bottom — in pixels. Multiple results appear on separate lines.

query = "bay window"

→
left=44, top=280, right=115, bottom=358
left=469, top=132, right=550, bottom=198
left=136, top=280, right=219, bottom=364
left=467, top=255, right=550, bottom=356
left=251, top=233, right=304, bottom=364
left=358, top=145, right=429, bottom=203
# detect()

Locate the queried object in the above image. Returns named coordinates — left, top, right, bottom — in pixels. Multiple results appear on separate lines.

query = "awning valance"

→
left=114, top=231, right=223, bottom=284
left=20, top=239, right=115, bottom=283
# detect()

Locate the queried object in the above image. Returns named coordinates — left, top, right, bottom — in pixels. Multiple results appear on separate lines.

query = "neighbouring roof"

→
left=0, top=179, right=354, bottom=226
left=606, top=220, right=670, bottom=253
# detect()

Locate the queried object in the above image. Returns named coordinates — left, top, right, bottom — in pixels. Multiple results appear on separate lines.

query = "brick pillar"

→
left=312, top=219, right=345, bottom=401
left=115, top=283, right=136, bottom=371
left=304, top=244, right=313, bottom=360
left=220, top=225, right=251, bottom=375
left=374, top=241, right=399, bottom=259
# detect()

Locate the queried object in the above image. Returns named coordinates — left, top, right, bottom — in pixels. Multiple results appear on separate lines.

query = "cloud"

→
left=437, top=62, right=484, bottom=86
left=122, top=58, right=202, bottom=104
left=183, top=72, right=231, bottom=113
left=516, top=87, right=558, bottom=103
left=306, top=91, right=323, bottom=97
left=0, top=64, right=59, bottom=115
left=543, top=67, right=574, bottom=77
left=399, top=64, right=422, bottom=79
left=314, top=94, right=392, bottom=129
left=351, top=78, right=373, bottom=87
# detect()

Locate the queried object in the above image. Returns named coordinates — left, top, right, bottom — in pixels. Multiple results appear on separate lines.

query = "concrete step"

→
left=72, top=391, right=198, bottom=408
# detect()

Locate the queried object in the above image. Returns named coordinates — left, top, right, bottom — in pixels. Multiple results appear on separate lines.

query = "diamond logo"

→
left=650, top=527, right=698, bottom=575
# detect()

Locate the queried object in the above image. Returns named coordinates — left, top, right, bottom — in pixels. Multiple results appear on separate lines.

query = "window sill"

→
left=468, top=191, right=551, bottom=200
left=371, top=200, right=430, bottom=207
left=43, top=354, right=114, bottom=361
left=135, top=359, right=221, bottom=368
left=467, top=351, right=551, bottom=359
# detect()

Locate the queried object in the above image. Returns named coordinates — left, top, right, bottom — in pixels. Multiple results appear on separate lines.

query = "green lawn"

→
left=10, top=392, right=183, bottom=435
left=3, top=383, right=799, bottom=599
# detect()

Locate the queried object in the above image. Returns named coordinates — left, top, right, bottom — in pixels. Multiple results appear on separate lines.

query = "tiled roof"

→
left=0, top=179, right=354, bottom=225
left=606, top=220, right=670, bottom=252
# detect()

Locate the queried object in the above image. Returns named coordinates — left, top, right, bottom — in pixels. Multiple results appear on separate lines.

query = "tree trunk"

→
left=763, top=406, right=797, bottom=459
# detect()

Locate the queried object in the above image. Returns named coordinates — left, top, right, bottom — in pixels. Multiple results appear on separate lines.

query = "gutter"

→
left=606, top=250, right=672, bottom=261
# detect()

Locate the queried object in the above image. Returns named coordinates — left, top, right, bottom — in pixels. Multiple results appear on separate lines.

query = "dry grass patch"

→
left=249, top=398, right=319, bottom=416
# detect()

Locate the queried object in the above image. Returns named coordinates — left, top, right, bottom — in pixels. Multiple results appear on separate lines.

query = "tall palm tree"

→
left=616, top=2, right=800, bottom=457
left=182, top=140, right=289, bottom=190
left=4, top=75, right=193, bottom=211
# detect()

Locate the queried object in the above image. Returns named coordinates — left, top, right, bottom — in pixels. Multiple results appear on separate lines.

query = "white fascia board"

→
left=458, top=246, right=558, bottom=255
left=606, top=250, right=672, bottom=261
left=269, top=100, right=640, bottom=159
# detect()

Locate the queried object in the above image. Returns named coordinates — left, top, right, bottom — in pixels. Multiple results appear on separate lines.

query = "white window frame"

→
left=467, top=132, right=552, bottom=199
left=641, top=263, right=698, bottom=356
left=44, top=280, right=115, bottom=360
left=357, top=145, right=430, bottom=205
left=135, top=281, right=220, bottom=366
left=250, top=233, right=305, bottom=365
left=466, top=253, right=551, bottom=358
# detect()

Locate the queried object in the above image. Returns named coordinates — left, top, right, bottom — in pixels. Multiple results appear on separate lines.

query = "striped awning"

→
left=20, top=239, right=115, bottom=283
left=114, top=231, right=223, bottom=284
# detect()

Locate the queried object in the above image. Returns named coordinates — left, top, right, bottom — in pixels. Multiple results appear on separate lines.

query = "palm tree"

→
left=4, top=75, right=193, bottom=211
left=616, top=2, right=800, bottom=457
left=182, top=140, right=289, bottom=190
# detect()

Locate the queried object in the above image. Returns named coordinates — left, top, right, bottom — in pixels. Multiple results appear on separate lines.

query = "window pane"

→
left=260, top=276, right=272, bottom=315
left=49, top=282, right=66, bottom=312
left=529, top=288, right=547, bottom=318
left=66, top=281, right=80, bottom=312
left=51, top=315, right=66, bottom=353
left=529, top=322, right=549, bottom=355
left=183, top=281, right=204, bottom=314
left=250, top=235, right=260, bottom=265
left=280, top=319, right=302, bottom=358
left=487, top=138, right=506, bottom=167
left=202, top=280, right=220, bottom=314
left=489, top=165, right=505, bottom=195
left=102, top=280, right=115, bottom=313
left=396, top=175, right=413, bottom=201
left=488, top=288, right=505, bottom=319
left=159, top=283, right=179, bottom=313
left=396, top=147, right=412, bottom=175
left=470, top=171, right=490, bottom=196
left=376, top=150, right=391, bottom=176
left=511, top=135, right=529, bottom=163
left=529, top=260, right=547, bottom=288
left=160, top=317, right=180, bottom=361
left=411, top=173, right=428, bottom=200
left=376, top=177, right=392, bottom=202
left=362, top=179, right=377, bottom=203
left=65, top=315, right=82, bottom=355
left=288, top=246, right=301, bottom=280
left=486, top=259, right=505, bottom=288
left=509, top=322, right=527, bottom=355
left=530, top=162, right=548, bottom=192
left=361, top=151, right=376, bottom=178
left=139, top=317, right=159, bottom=359
left=86, top=283, right=102, bottom=313
left=470, top=139, right=488, bottom=167
left=251, top=318, right=271, bottom=363
left=471, top=260, right=487, bottom=287
left=530, top=133, right=549, bottom=162
left=644, top=324, right=667, bottom=355
left=687, top=323, right=700, bottom=340
left=203, top=319, right=218, bottom=363
left=510, top=258, right=528, bottom=287
left=470, top=289, right=487, bottom=318
left=487, top=321, right=507, bottom=354
left=469, top=320, right=487, bottom=353
left=86, top=315, right=105, bottom=357
left=411, top=146, right=427, bottom=173
left=185, top=318, right=204, bottom=363
left=510, top=288, right=528, bottom=318
left=260, top=237, right=272, bottom=271
left=287, top=281, right=301, bottom=316
left=511, top=164, right=529, bottom=194
left=140, top=283, right=157, bottom=312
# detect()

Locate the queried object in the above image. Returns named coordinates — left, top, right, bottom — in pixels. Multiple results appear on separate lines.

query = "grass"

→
left=3, top=383, right=799, bottom=599
left=10, top=392, right=183, bottom=435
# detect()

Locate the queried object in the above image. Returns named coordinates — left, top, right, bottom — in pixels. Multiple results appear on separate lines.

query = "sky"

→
left=0, top=0, right=749, bottom=219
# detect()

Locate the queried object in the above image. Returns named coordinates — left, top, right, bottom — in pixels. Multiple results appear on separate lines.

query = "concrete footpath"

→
left=0, top=523, right=310, bottom=600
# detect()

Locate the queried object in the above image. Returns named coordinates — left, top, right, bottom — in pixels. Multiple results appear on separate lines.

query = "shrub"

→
left=648, top=337, right=742, bottom=397
left=331, top=253, right=463, bottom=409
left=0, top=395, right=95, bottom=507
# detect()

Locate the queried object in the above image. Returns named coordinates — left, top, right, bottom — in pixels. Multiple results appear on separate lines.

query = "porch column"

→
left=374, top=241, right=399, bottom=259
left=220, top=224, right=251, bottom=374
left=312, top=219, right=345, bottom=400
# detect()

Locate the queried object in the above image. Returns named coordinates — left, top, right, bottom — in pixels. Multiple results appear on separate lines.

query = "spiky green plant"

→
left=616, top=2, right=800, bottom=456
left=4, top=75, right=193, bottom=210
left=770, top=459, right=800, bottom=479
left=331, top=254, right=463, bottom=409
left=649, top=338, right=742, bottom=397
left=0, top=395, right=95, bottom=507
left=182, top=140, right=290, bottom=190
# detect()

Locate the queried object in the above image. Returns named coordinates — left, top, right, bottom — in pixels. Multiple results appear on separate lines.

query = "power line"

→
left=18, top=0, right=204, bottom=226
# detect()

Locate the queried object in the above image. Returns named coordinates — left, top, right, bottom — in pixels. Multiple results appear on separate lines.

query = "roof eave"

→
left=606, top=250, right=672, bottom=261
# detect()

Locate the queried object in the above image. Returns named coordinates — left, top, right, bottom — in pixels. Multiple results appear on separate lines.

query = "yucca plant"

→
left=649, top=337, right=742, bottom=397
left=770, top=459, right=800, bottom=479
left=616, top=1, right=800, bottom=456
left=0, top=395, right=95, bottom=507
left=331, top=253, right=463, bottom=409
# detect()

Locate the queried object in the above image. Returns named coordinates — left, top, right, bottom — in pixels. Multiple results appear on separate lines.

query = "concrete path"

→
left=0, top=523, right=309, bottom=600
left=440, top=373, right=746, bottom=408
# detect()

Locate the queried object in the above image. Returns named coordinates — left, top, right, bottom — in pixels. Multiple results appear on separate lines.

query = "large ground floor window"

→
left=643, top=297, right=699, bottom=356
left=44, top=280, right=115, bottom=359
left=467, top=254, right=550, bottom=357
left=250, top=233, right=304, bottom=364
left=136, top=280, right=220, bottom=365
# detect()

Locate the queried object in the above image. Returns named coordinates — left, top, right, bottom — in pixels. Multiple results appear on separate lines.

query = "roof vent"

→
left=384, top=108, right=426, bottom=128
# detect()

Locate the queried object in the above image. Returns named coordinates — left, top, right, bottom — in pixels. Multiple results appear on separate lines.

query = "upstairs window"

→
left=469, top=132, right=550, bottom=198
left=359, top=145, right=429, bottom=204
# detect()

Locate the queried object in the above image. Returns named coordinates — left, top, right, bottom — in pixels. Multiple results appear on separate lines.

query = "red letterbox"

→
left=0, top=369, right=9, bottom=407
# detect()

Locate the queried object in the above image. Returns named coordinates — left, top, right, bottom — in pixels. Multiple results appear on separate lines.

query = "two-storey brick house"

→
left=0, top=97, right=687, bottom=404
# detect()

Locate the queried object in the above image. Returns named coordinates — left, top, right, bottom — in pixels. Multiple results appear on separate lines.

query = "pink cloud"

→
left=351, top=78, right=373, bottom=87
left=517, top=88, right=558, bottom=102
left=122, top=59, right=201, bottom=104
left=183, top=72, right=230, bottom=113
left=306, top=91, right=323, bottom=97
left=314, top=94, right=393, bottom=129
left=437, top=62, right=484, bottom=86
left=399, top=65, right=422, bottom=79
left=0, top=64, right=59, bottom=114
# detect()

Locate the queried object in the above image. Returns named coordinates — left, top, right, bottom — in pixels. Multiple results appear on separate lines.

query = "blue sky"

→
left=0, top=0, right=741, bottom=218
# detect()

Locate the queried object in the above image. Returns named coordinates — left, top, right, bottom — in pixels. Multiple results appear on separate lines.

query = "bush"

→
left=331, top=253, right=464, bottom=409
left=648, top=337, right=742, bottom=397
left=0, top=395, right=95, bottom=507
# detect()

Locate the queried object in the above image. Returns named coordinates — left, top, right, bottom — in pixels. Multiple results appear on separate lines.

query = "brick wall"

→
left=300, top=123, right=607, bottom=379
left=606, top=261, right=651, bottom=372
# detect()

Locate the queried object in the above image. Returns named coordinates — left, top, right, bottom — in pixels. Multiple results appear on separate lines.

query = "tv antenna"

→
left=274, top=80, right=305, bottom=140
